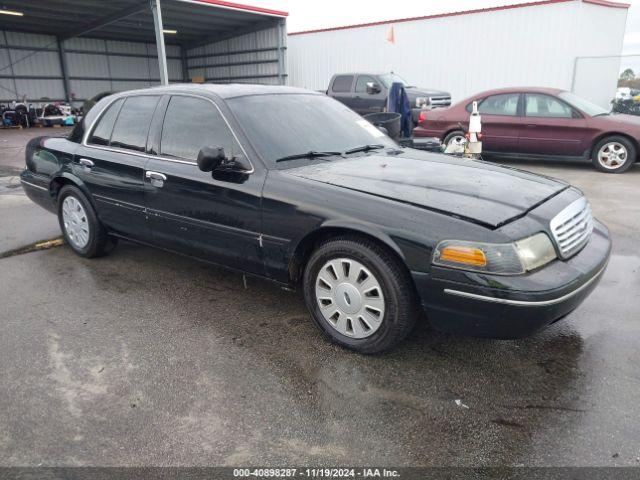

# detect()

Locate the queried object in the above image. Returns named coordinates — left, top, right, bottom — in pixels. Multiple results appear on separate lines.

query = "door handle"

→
left=77, top=158, right=94, bottom=172
left=526, top=124, right=536, bottom=128
left=145, top=171, right=167, bottom=188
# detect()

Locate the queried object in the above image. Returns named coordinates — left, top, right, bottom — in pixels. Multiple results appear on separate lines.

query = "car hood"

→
left=405, top=87, right=450, bottom=99
left=594, top=113, right=640, bottom=128
left=284, top=152, right=569, bottom=228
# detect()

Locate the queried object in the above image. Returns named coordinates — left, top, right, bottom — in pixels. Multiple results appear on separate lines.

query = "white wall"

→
left=287, top=0, right=628, bottom=107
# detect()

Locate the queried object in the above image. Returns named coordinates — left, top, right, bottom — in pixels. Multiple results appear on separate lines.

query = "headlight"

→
left=432, top=233, right=557, bottom=275
left=415, top=97, right=429, bottom=108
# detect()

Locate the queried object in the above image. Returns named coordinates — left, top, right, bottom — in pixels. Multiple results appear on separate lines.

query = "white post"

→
left=150, top=0, right=169, bottom=86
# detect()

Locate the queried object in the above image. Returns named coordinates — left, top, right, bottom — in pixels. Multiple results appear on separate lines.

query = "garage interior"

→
left=0, top=0, right=288, bottom=107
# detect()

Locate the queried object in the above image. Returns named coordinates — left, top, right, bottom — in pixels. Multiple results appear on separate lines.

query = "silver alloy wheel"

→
left=447, top=134, right=466, bottom=149
left=597, top=142, right=628, bottom=170
left=62, top=196, right=90, bottom=249
left=315, top=258, right=385, bottom=339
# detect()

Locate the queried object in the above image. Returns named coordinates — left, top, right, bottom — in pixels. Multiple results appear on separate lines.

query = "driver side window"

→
left=355, top=75, right=376, bottom=93
left=160, top=95, right=240, bottom=162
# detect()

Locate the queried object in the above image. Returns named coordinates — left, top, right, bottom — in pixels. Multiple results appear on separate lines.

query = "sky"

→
left=252, top=0, right=640, bottom=71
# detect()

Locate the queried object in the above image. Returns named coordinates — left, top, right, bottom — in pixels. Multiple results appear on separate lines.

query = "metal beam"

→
left=150, top=0, right=169, bottom=86
left=62, top=2, right=149, bottom=40
left=57, top=37, right=72, bottom=103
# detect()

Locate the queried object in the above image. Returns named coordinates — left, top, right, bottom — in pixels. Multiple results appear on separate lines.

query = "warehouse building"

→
left=287, top=0, right=629, bottom=108
left=0, top=0, right=288, bottom=108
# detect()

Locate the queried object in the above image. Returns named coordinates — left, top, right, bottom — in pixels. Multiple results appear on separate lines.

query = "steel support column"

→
left=57, top=37, right=72, bottom=103
left=181, top=45, right=189, bottom=82
left=150, top=0, right=169, bottom=86
left=276, top=18, right=286, bottom=85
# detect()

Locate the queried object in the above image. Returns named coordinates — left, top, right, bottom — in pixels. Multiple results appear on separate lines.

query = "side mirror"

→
left=197, top=146, right=226, bottom=172
left=366, top=82, right=381, bottom=95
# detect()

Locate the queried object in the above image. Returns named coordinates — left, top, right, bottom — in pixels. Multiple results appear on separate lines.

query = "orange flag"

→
left=386, top=25, right=395, bottom=44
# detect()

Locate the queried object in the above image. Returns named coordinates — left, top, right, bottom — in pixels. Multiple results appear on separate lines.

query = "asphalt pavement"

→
left=0, top=128, right=639, bottom=466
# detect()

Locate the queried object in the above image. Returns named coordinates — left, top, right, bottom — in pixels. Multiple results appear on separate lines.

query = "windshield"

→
left=378, top=73, right=410, bottom=88
left=558, top=91, right=610, bottom=116
left=227, top=94, right=396, bottom=167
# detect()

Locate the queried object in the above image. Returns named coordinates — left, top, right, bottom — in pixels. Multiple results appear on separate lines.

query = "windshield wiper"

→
left=343, top=144, right=386, bottom=155
left=275, top=150, right=342, bottom=163
left=593, top=112, right=611, bottom=117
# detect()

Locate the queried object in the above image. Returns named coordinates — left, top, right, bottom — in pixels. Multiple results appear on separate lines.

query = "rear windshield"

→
left=227, top=94, right=396, bottom=167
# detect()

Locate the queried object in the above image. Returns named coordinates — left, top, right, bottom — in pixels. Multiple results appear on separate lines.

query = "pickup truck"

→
left=326, top=72, right=451, bottom=123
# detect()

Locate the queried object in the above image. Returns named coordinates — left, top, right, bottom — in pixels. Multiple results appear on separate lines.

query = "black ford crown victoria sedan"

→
left=21, top=84, right=611, bottom=353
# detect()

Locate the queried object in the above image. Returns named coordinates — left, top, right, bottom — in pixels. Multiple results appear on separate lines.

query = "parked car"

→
left=327, top=72, right=451, bottom=123
left=415, top=87, right=640, bottom=173
left=21, top=84, right=610, bottom=353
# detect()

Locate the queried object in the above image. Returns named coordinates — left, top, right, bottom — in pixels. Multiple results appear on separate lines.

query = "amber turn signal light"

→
left=439, top=246, right=487, bottom=267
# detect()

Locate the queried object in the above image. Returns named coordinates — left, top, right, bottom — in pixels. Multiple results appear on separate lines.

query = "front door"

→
left=518, top=93, right=588, bottom=156
left=353, top=75, right=386, bottom=114
left=75, top=95, right=161, bottom=240
left=143, top=94, right=265, bottom=276
left=475, top=92, right=523, bottom=153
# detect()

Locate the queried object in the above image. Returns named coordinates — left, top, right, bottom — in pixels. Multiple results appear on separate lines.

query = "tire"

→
left=591, top=136, right=636, bottom=173
left=303, top=236, right=418, bottom=354
left=57, top=185, right=116, bottom=258
left=443, top=130, right=466, bottom=148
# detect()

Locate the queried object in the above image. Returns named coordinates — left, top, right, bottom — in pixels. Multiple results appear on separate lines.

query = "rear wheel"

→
left=591, top=136, right=636, bottom=173
left=303, top=236, right=418, bottom=354
left=444, top=130, right=466, bottom=149
left=57, top=185, right=116, bottom=258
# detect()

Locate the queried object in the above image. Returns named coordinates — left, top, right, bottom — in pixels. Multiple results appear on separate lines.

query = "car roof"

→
left=113, top=83, right=319, bottom=100
left=471, top=86, right=565, bottom=97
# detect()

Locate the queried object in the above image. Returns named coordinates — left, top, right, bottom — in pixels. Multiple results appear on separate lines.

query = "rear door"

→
left=518, top=93, right=588, bottom=156
left=475, top=93, right=523, bottom=153
left=75, top=95, right=161, bottom=240
left=352, top=74, right=386, bottom=114
left=329, top=75, right=357, bottom=110
left=143, top=94, right=265, bottom=275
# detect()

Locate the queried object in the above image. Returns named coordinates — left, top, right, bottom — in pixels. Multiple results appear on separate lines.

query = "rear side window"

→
left=332, top=75, right=354, bottom=93
left=478, top=93, right=519, bottom=116
left=160, top=96, right=240, bottom=162
left=110, top=96, right=160, bottom=152
left=525, top=94, right=573, bottom=118
left=89, top=98, right=124, bottom=146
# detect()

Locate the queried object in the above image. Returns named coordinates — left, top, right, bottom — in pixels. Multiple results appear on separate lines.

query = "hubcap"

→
left=448, top=135, right=466, bottom=147
left=315, top=258, right=385, bottom=339
left=62, top=196, right=90, bottom=249
left=598, top=142, right=628, bottom=170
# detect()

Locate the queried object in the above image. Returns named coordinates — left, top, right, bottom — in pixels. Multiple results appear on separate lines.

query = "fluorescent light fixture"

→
left=162, top=29, right=177, bottom=34
left=0, top=9, right=24, bottom=16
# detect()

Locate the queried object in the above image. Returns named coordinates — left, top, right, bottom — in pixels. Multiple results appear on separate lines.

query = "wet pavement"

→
left=0, top=128, right=639, bottom=466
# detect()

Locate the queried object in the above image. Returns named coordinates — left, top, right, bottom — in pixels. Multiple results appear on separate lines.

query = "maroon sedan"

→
left=414, top=87, right=640, bottom=173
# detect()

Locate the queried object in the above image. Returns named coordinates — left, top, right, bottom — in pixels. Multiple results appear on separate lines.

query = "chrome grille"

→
left=429, top=96, right=451, bottom=107
left=549, top=197, right=594, bottom=259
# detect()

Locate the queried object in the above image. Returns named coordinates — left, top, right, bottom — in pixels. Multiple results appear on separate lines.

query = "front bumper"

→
left=412, top=220, right=611, bottom=338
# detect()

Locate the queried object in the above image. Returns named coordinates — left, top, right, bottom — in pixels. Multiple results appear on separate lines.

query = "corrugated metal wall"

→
left=186, top=23, right=286, bottom=85
left=0, top=30, right=183, bottom=107
left=287, top=1, right=627, bottom=107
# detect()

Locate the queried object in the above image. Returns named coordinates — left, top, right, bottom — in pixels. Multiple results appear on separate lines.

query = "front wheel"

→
left=57, top=185, right=116, bottom=258
left=591, top=136, right=636, bottom=173
left=303, top=237, right=418, bottom=354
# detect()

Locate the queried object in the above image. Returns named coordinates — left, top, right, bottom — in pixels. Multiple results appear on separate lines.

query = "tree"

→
left=620, top=68, right=636, bottom=81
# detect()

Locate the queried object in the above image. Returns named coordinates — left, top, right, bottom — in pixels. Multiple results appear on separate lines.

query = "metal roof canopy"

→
left=0, top=0, right=287, bottom=93
left=0, top=0, right=287, bottom=46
